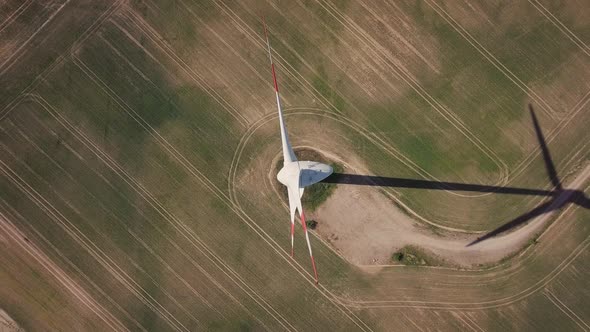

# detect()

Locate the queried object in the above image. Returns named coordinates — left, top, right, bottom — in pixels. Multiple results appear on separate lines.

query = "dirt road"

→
left=313, top=163, right=590, bottom=267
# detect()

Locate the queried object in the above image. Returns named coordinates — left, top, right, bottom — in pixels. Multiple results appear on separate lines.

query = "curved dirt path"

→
left=312, top=163, right=590, bottom=267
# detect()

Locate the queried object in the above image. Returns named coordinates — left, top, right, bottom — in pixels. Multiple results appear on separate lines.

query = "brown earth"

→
left=311, top=162, right=590, bottom=267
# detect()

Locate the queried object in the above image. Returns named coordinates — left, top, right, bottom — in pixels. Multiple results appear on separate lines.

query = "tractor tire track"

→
left=0, top=210, right=128, bottom=332
left=0, top=0, right=33, bottom=34
left=0, top=200, right=148, bottom=332
left=71, top=49, right=371, bottom=332
left=28, top=93, right=285, bottom=331
left=0, top=0, right=72, bottom=77
left=0, top=158, right=189, bottom=332
left=1, top=120, right=210, bottom=329
left=424, top=0, right=557, bottom=119
left=312, top=0, right=508, bottom=182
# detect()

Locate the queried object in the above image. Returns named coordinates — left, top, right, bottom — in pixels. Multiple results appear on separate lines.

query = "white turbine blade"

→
left=287, top=180, right=299, bottom=221
left=287, top=184, right=318, bottom=283
left=299, top=206, right=319, bottom=284
left=287, top=186, right=297, bottom=257
left=262, top=18, right=297, bottom=164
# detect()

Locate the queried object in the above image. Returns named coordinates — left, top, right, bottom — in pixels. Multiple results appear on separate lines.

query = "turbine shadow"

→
left=322, top=173, right=554, bottom=196
left=322, top=105, right=590, bottom=246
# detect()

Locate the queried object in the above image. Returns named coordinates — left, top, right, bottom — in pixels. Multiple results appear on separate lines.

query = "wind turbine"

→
left=263, top=20, right=333, bottom=284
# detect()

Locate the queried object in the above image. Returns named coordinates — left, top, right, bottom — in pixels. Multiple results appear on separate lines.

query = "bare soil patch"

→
left=310, top=178, right=463, bottom=266
left=311, top=163, right=590, bottom=268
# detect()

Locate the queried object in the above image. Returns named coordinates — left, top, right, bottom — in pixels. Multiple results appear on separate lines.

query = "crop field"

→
left=1, top=0, right=590, bottom=331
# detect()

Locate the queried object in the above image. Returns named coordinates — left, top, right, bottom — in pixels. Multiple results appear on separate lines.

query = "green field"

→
left=1, top=0, right=590, bottom=330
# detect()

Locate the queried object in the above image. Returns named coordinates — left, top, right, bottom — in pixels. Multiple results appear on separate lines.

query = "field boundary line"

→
left=0, top=209, right=128, bottom=331
left=544, top=288, right=590, bottom=331
left=98, top=35, right=153, bottom=82
left=357, top=1, right=439, bottom=74
left=402, top=311, right=426, bottom=332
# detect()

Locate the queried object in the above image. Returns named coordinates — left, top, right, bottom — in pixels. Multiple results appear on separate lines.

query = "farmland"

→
left=1, top=0, right=590, bottom=331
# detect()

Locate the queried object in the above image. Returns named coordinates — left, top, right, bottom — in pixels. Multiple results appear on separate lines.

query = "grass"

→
left=74, top=21, right=241, bottom=188
left=0, top=0, right=123, bottom=112
left=389, top=0, right=578, bottom=171
left=391, top=245, right=448, bottom=267
left=312, top=65, right=347, bottom=112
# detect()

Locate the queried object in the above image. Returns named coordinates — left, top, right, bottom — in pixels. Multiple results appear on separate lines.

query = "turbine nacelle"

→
left=277, top=160, right=334, bottom=189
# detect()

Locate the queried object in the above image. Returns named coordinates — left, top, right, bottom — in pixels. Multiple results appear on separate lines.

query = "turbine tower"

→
left=263, top=20, right=333, bottom=284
